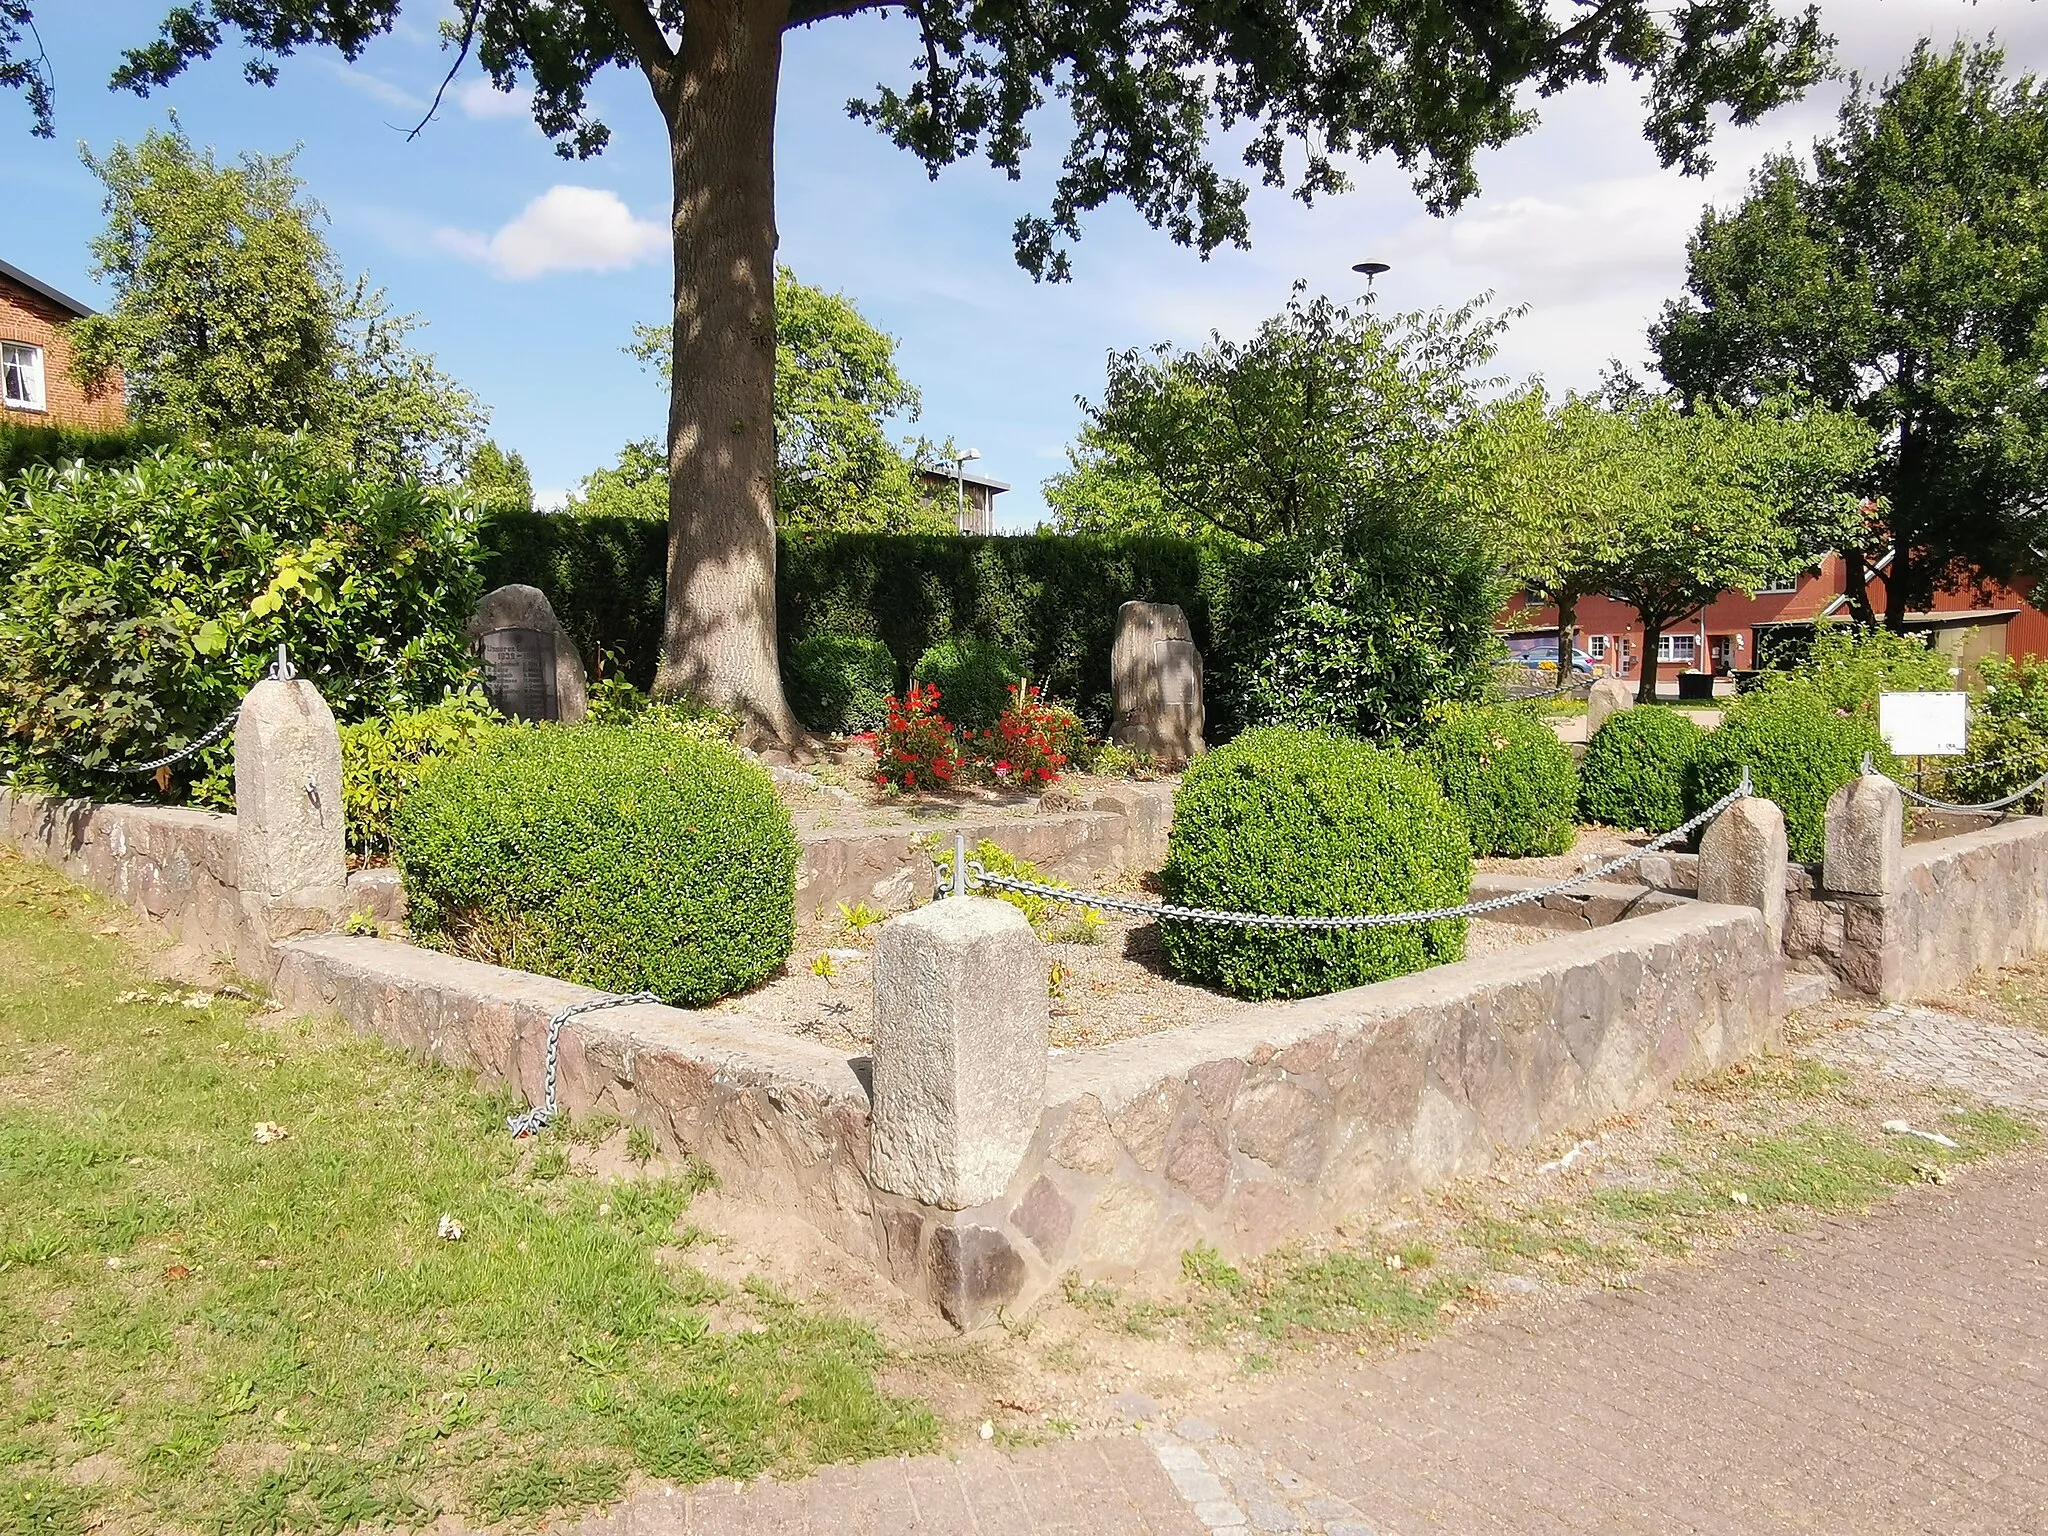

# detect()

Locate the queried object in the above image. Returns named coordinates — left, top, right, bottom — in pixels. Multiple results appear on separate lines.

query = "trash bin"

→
left=1677, top=671, right=1715, bottom=701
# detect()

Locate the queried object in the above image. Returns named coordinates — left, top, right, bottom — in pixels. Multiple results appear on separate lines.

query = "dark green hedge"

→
left=0, top=421, right=175, bottom=481
left=479, top=514, right=1229, bottom=725
left=1422, top=704, right=1578, bottom=857
left=394, top=724, right=796, bottom=1004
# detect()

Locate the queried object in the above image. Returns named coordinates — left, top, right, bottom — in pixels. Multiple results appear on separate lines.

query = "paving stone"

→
left=1111, top=1389, right=1164, bottom=1423
left=1168, top=1469, right=1229, bottom=1504
left=1191, top=1500, right=1248, bottom=1529
left=1245, top=1500, right=1298, bottom=1532
left=1176, top=1417, right=1221, bottom=1443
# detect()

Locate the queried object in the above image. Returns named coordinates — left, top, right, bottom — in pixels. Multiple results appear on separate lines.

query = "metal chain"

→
left=507, top=991, right=662, bottom=1138
left=966, top=778, right=1753, bottom=931
left=1861, top=751, right=2048, bottom=816
left=43, top=645, right=297, bottom=777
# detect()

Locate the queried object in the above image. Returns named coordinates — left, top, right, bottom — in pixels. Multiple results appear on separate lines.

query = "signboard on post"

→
left=1878, top=691, right=1968, bottom=757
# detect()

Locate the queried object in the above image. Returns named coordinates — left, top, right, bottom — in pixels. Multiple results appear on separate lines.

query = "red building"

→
left=1503, top=555, right=2048, bottom=690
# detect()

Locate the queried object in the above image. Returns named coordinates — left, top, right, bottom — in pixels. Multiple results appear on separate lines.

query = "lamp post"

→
left=948, top=448, right=982, bottom=534
left=1351, top=260, right=1391, bottom=288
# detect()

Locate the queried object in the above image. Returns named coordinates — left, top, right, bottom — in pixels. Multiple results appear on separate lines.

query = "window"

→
left=1657, top=634, right=1698, bottom=664
left=1588, top=635, right=1609, bottom=659
left=1757, top=573, right=1801, bottom=595
left=2, top=342, right=45, bottom=412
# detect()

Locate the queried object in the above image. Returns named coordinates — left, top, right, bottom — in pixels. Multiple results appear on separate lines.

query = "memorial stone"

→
left=1111, top=601, right=1205, bottom=767
left=467, top=584, right=588, bottom=723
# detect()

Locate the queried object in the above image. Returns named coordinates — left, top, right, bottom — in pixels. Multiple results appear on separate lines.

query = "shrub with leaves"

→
left=1685, top=680, right=1896, bottom=862
left=1578, top=706, right=1707, bottom=833
left=394, top=725, right=796, bottom=1004
left=785, top=634, right=897, bottom=734
left=1161, top=728, right=1470, bottom=1000
left=1420, top=704, right=1577, bottom=857
left=1950, top=656, right=2048, bottom=811
left=1785, top=625, right=1955, bottom=716
left=874, top=683, right=963, bottom=791
left=981, top=683, right=1073, bottom=787
left=0, top=444, right=480, bottom=802
left=911, top=639, right=1025, bottom=730
left=338, top=696, right=501, bottom=861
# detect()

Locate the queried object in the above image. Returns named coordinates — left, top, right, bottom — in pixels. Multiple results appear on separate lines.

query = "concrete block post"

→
left=234, top=676, right=347, bottom=950
left=1824, top=773, right=1903, bottom=897
left=1698, top=795, right=1789, bottom=948
left=1586, top=678, right=1634, bottom=741
left=870, top=896, right=1048, bottom=1211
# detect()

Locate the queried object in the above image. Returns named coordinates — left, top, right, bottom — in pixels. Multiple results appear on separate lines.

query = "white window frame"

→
left=1657, top=634, right=1698, bottom=664
left=2, top=341, right=46, bottom=412
left=1756, top=573, right=1801, bottom=595
left=1587, top=634, right=1609, bottom=659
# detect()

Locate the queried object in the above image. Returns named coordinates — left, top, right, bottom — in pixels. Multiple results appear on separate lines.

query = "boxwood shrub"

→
left=394, top=724, right=797, bottom=1004
left=1578, top=707, right=1707, bottom=834
left=912, top=638, right=1025, bottom=730
left=784, top=634, right=895, bottom=735
left=1421, top=705, right=1577, bottom=857
left=1684, top=680, right=1895, bottom=863
left=1160, top=728, right=1471, bottom=1000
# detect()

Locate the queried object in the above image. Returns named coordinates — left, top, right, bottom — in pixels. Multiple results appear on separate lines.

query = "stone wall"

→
left=1786, top=817, right=2048, bottom=1002
left=795, top=784, right=1172, bottom=919
left=2, top=790, right=241, bottom=953
left=872, top=900, right=1782, bottom=1324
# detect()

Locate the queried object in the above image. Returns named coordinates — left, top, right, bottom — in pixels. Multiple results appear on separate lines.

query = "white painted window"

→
left=1587, top=635, right=1609, bottom=660
left=1657, top=634, right=1698, bottom=664
left=2, top=341, right=46, bottom=411
left=1757, top=573, right=1800, bottom=594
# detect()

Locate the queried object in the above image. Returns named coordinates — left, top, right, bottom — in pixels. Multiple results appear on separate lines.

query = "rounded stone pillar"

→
left=1698, top=794, right=1789, bottom=947
left=234, top=677, right=347, bottom=946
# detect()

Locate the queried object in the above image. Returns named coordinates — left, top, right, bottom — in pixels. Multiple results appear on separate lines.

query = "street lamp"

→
left=948, top=447, right=982, bottom=533
left=1351, top=260, right=1390, bottom=288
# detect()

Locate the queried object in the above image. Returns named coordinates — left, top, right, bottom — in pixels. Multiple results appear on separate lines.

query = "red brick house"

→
left=1504, top=555, right=2048, bottom=689
left=0, top=258, right=125, bottom=431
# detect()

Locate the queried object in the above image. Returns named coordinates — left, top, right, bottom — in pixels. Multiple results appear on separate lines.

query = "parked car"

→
left=1499, top=634, right=1607, bottom=677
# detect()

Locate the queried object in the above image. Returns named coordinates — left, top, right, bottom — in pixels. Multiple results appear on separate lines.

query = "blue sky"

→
left=6, top=2, right=2044, bottom=524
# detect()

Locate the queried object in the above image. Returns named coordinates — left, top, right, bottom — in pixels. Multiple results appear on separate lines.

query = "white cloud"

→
left=323, top=59, right=425, bottom=113
left=437, top=186, right=668, bottom=279
left=456, top=76, right=531, bottom=121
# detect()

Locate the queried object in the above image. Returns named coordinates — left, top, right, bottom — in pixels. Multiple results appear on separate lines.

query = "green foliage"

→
left=394, top=726, right=797, bottom=1005
left=0, top=443, right=483, bottom=800
left=933, top=839, right=1064, bottom=928
left=1785, top=625, right=1954, bottom=716
left=1685, top=681, right=1895, bottom=862
left=630, top=268, right=949, bottom=534
left=1069, top=287, right=1514, bottom=547
left=69, top=124, right=483, bottom=481
left=456, top=439, right=534, bottom=517
left=1654, top=41, right=2048, bottom=626
left=1041, top=426, right=1177, bottom=538
left=1160, top=728, right=1470, bottom=1000
left=1951, top=656, right=2048, bottom=811
left=0, top=421, right=173, bottom=480
left=1578, top=707, right=1707, bottom=833
left=1216, top=530, right=1504, bottom=743
left=912, top=639, right=1025, bottom=730
left=1421, top=705, right=1577, bottom=857
left=338, top=696, right=501, bottom=860
left=560, top=439, right=668, bottom=523
left=784, top=635, right=896, bottom=734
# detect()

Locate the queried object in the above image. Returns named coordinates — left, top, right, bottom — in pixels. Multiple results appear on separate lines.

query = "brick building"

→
left=1504, top=554, right=2048, bottom=688
left=0, top=258, right=125, bottom=431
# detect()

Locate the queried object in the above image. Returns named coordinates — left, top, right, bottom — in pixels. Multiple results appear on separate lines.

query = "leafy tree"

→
left=1042, top=426, right=1176, bottom=539
left=69, top=124, right=483, bottom=481
left=1591, top=399, right=1874, bottom=701
left=1652, top=40, right=2048, bottom=629
left=459, top=439, right=534, bottom=515
left=561, top=439, right=669, bottom=522
left=630, top=269, right=949, bottom=533
left=13, top=1, right=1831, bottom=742
left=1062, top=287, right=1516, bottom=547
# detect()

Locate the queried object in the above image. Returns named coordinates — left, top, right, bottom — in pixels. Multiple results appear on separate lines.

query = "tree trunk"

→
left=1555, top=592, right=1578, bottom=680
left=651, top=0, right=804, bottom=746
left=1635, top=616, right=1664, bottom=704
left=1841, top=546, right=1879, bottom=629
left=1884, top=543, right=1913, bottom=631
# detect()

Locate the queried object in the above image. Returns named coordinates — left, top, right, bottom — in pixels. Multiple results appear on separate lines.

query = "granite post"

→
left=1824, top=773, right=1904, bottom=898
left=1110, top=601, right=1205, bottom=766
left=1697, top=794, right=1789, bottom=947
left=234, top=674, right=347, bottom=960
left=1586, top=678, right=1634, bottom=741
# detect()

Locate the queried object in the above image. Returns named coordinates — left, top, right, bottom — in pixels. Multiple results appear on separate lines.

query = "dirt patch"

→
left=772, top=742, right=1174, bottom=838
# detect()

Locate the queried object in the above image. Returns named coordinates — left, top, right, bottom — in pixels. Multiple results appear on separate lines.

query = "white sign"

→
left=1879, top=691, right=1968, bottom=757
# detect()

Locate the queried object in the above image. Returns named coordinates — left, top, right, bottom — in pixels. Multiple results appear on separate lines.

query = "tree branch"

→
left=405, top=0, right=479, bottom=142
left=598, top=0, right=676, bottom=83
left=786, top=0, right=893, bottom=26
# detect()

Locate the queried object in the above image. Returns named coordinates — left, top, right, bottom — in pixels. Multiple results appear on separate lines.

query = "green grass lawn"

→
left=0, top=854, right=935, bottom=1535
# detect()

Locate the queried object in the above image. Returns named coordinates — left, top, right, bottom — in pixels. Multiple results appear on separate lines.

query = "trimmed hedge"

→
left=478, top=515, right=1226, bottom=724
left=1579, top=707, right=1707, bottom=834
left=394, top=724, right=797, bottom=1004
left=1160, top=728, right=1471, bottom=1000
left=1684, top=680, right=1895, bottom=863
left=785, top=634, right=895, bottom=734
left=912, top=638, right=1025, bottom=730
left=0, top=421, right=173, bottom=480
left=1421, top=705, right=1577, bottom=857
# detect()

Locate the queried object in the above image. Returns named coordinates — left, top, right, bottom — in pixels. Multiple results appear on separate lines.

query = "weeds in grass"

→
left=0, top=854, right=935, bottom=1533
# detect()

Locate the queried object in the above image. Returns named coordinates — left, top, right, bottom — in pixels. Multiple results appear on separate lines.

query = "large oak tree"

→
left=5, top=0, right=1829, bottom=742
